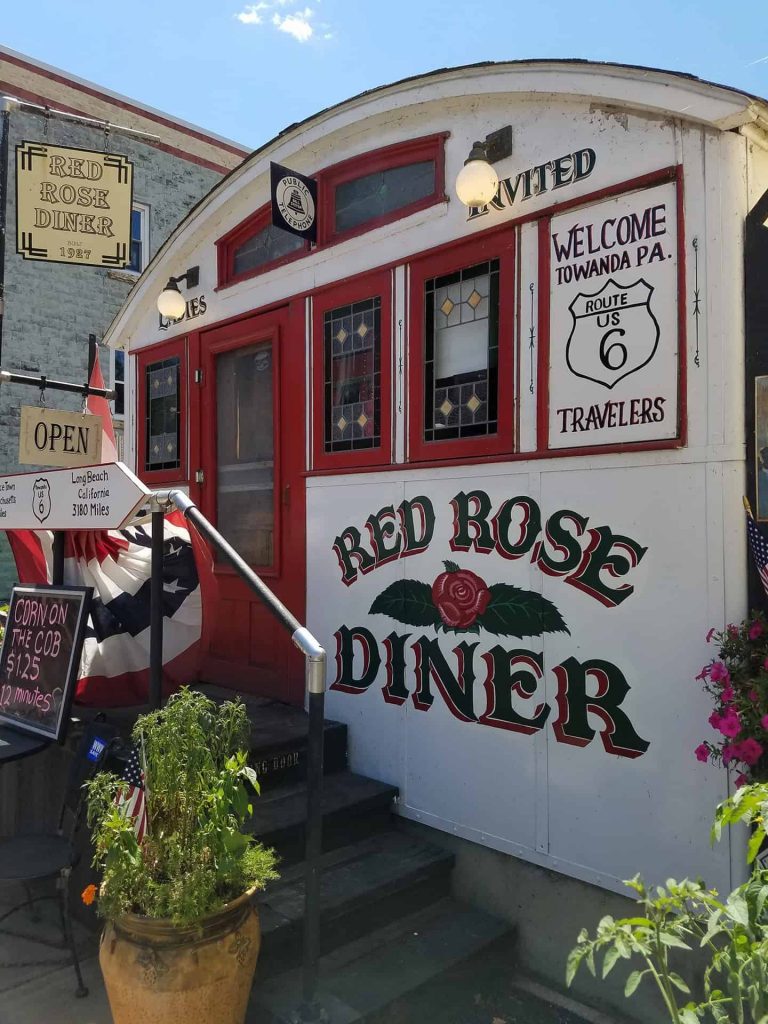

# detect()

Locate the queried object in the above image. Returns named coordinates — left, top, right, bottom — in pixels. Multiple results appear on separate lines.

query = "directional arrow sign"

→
left=0, top=462, right=150, bottom=531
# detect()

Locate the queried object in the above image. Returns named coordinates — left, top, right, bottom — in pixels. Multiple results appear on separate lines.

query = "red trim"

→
left=320, top=133, right=448, bottom=248
left=0, top=55, right=247, bottom=157
left=676, top=163, right=688, bottom=448
left=312, top=270, right=394, bottom=470
left=216, top=204, right=309, bottom=290
left=407, top=231, right=516, bottom=463
left=135, top=335, right=188, bottom=486
left=536, top=217, right=551, bottom=449
left=216, top=134, right=447, bottom=289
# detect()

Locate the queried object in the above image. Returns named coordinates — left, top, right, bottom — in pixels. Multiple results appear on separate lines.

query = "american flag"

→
left=115, top=745, right=148, bottom=844
left=747, top=511, right=768, bottom=597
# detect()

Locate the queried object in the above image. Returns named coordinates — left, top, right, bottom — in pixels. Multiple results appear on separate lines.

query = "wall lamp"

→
left=455, top=126, right=513, bottom=208
left=156, top=266, right=200, bottom=320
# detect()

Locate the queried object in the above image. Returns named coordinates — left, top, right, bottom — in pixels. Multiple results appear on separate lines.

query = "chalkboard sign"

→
left=0, top=585, right=92, bottom=741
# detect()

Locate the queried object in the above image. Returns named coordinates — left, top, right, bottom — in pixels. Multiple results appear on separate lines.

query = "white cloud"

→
left=272, top=7, right=314, bottom=42
left=236, top=2, right=331, bottom=43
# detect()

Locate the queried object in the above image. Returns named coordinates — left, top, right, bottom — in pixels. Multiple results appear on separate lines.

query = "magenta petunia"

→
left=718, top=710, right=742, bottom=738
left=706, top=628, right=716, bottom=643
left=709, top=662, right=729, bottom=683
left=735, top=773, right=749, bottom=788
left=750, top=622, right=764, bottom=641
left=762, top=714, right=768, bottom=730
left=722, top=744, right=737, bottom=765
left=750, top=690, right=761, bottom=702
left=728, top=625, right=739, bottom=637
left=721, top=686, right=736, bottom=704
left=709, top=711, right=722, bottom=730
left=738, top=738, right=764, bottom=766
left=695, top=666, right=710, bottom=681
left=695, top=743, right=710, bottom=763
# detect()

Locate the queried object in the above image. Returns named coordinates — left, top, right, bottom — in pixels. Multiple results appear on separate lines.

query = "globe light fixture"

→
left=455, top=126, right=513, bottom=209
left=157, top=266, right=200, bottom=320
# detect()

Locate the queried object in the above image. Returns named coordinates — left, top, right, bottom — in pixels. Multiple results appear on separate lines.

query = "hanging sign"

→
left=16, top=142, right=134, bottom=267
left=0, top=462, right=148, bottom=530
left=0, top=585, right=92, bottom=741
left=271, top=161, right=317, bottom=242
left=547, top=179, right=680, bottom=448
left=19, top=406, right=103, bottom=468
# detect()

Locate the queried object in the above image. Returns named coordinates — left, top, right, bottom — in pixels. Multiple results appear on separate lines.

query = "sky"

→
left=2, top=0, right=768, bottom=150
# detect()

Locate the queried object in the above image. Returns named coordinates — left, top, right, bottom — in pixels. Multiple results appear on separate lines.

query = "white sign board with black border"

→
left=0, top=585, right=92, bottom=742
left=547, top=180, right=680, bottom=448
left=271, top=161, right=317, bottom=242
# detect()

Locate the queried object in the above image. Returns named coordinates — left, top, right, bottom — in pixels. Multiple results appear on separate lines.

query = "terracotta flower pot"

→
left=99, top=886, right=261, bottom=1024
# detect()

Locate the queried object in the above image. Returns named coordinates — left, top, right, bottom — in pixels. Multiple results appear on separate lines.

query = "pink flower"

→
left=709, top=711, right=722, bottom=730
left=695, top=666, right=710, bottom=681
left=706, top=628, right=717, bottom=643
left=695, top=743, right=710, bottom=763
left=728, top=624, right=739, bottom=638
left=721, top=686, right=736, bottom=704
left=710, top=662, right=730, bottom=683
left=750, top=621, right=765, bottom=641
left=723, top=744, right=737, bottom=765
left=718, top=709, right=742, bottom=738
left=750, top=690, right=760, bottom=702
left=761, top=714, right=768, bottom=730
left=738, top=738, right=764, bottom=766
left=736, top=773, right=749, bottom=788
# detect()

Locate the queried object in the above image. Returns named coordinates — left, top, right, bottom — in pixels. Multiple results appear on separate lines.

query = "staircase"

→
left=198, top=686, right=516, bottom=1024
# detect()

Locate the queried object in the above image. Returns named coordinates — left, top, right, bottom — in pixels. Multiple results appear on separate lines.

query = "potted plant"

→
left=85, top=688, right=278, bottom=1024
left=694, top=612, right=768, bottom=784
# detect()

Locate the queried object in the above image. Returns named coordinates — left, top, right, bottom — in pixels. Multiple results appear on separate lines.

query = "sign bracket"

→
left=0, top=367, right=115, bottom=401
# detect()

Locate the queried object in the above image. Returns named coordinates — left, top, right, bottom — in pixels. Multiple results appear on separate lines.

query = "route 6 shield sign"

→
left=566, top=278, right=660, bottom=389
left=32, top=478, right=51, bottom=524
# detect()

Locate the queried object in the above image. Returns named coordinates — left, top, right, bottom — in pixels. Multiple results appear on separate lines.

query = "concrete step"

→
left=248, top=896, right=514, bottom=1023
left=247, top=771, right=398, bottom=864
left=254, top=829, right=455, bottom=978
left=197, top=684, right=348, bottom=790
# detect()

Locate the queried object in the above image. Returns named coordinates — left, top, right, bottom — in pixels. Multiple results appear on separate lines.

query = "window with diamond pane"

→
left=324, top=297, right=381, bottom=453
left=424, top=260, right=500, bottom=442
left=334, top=161, right=435, bottom=235
left=216, top=343, right=274, bottom=567
left=145, top=357, right=180, bottom=471
left=233, top=222, right=304, bottom=278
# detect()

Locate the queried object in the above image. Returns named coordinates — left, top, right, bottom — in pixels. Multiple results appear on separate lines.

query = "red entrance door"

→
left=196, top=304, right=306, bottom=705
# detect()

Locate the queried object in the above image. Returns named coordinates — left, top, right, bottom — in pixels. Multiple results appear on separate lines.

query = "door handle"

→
left=283, top=484, right=290, bottom=507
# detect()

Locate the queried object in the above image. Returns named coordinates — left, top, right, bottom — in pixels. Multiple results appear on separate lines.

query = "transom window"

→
left=424, top=260, right=499, bottom=443
left=334, top=160, right=436, bottom=235
left=233, top=222, right=304, bottom=278
left=324, top=297, right=381, bottom=453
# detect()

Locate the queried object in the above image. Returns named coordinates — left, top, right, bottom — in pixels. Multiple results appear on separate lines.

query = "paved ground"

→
left=0, top=886, right=618, bottom=1024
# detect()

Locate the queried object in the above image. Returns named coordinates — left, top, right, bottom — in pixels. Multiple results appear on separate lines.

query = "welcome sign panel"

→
left=548, top=181, right=679, bottom=449
left=308, top=462, right=731, bottom=895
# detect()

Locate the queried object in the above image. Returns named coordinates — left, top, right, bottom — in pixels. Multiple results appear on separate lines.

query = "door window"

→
left=216, top=342, right=274, bottom=567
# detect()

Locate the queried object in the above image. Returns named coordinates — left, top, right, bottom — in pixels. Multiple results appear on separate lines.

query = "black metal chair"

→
left=0, top=719, right=118, bottom=996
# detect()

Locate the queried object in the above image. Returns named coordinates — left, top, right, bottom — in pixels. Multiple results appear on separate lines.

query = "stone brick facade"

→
left=0, top=59, right=246, bottom=594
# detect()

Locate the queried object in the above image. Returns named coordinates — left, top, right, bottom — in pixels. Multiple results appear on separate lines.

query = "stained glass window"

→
left=334, top=161, right=435, bottom=235
left=145, top=357, right=180, bottom=471
left=233, top=222, right=304, bottom=278
left=424, top=260, right=500, bottom=443
left=324, top=297, right=381, bottom=453
left=216, top=343, right=274, bottom=566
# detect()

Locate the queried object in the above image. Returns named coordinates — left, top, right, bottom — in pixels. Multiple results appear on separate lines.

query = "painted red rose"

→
left=431, top=566, right=491, bottom=629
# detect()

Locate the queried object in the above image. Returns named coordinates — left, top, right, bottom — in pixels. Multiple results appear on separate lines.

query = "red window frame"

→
left=320, top=133, right=448, bottom=247
left=216, top=204, right=309, bottom=290
left=407, top=231, right=516, bottom=463
left=135, top=335, right=188, bottom=486
left=312, top=269, right=393, bottom=470
left=216, top=134, right=448, bottom=289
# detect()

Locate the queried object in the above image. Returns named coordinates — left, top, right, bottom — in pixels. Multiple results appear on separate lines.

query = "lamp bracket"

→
left=173, top=266, right=199, bottom=289
left=485, top=126, right=513, bottom=165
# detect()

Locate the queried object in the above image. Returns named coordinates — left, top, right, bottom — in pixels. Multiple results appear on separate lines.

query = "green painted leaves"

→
left=369, top=567, right=569, bottom=639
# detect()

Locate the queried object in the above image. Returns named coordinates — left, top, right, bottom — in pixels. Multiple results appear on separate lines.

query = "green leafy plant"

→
left=567, top=782, right=768, bottom=1022
left=85, top=688, right=278, bottom=925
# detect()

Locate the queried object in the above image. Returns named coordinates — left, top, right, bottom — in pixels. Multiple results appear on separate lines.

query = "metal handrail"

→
left=151, top=488, right=327, bottom=1022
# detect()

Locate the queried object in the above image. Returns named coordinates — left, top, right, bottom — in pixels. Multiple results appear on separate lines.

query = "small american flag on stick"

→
left=746, top=497, right=768, bottom=598
left=115, top=744, right=148, bottom=844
